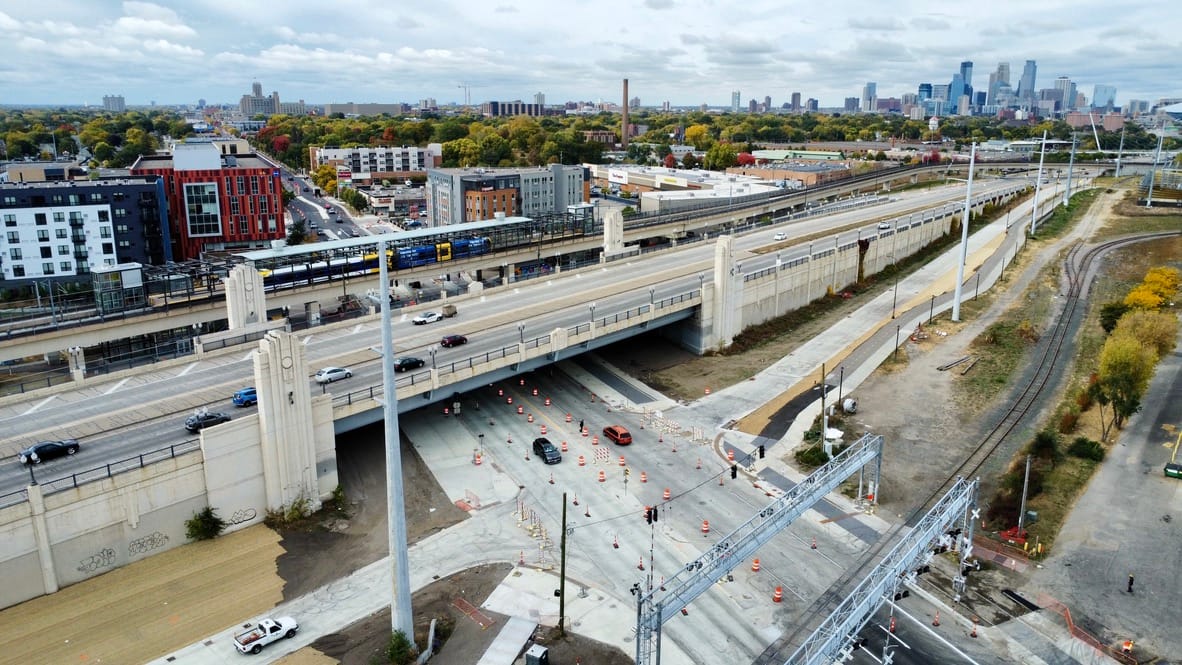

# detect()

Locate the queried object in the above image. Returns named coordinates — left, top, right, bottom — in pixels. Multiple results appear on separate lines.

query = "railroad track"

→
left=754, top=229, right=1181, bottom=664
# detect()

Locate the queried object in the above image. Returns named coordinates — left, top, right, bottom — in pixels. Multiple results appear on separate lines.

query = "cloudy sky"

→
left=1, top=1, right=1177, bottom=109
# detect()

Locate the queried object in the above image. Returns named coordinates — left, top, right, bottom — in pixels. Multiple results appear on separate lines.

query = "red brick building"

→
left=131, top=142, right=285, bottom=260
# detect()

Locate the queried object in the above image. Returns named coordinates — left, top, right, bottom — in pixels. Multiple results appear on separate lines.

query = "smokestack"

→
left=622, top=79, right=629, bottom=149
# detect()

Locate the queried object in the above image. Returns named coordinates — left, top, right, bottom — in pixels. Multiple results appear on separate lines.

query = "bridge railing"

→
left=0, top=440, right=202, bottom=509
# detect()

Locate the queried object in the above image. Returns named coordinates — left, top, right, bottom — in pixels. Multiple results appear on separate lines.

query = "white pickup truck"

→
left=233, top=616, right=299, bottom=654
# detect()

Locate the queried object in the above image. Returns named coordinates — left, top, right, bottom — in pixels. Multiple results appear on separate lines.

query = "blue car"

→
left=232, top=387, right=258, bottom=407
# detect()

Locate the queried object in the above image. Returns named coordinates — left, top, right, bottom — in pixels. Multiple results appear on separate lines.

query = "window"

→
left=98, top=210, right=110, bottom=223
left=51, top=195, right=63, bottom=204
left=42, top=262, right=55, bottom=274
left=11, top=265, right=24, bottom=277
left=114, top=208, right=127, bottom=218
left=89, top=193, right=103, bottom=202
left=34, top=213, right=47, bottom=225
left=238, top=218, right=249, bottom=235
left=183, top=183, right=221, bottom=236
left=9, top=248, right=21, bottom=260
left=99, top=227, right=112, bottom=238
left=268, top=217, right=277, bottom=232
left=259, top=197, right=269, bottom=214
left=40, top=246, right=52, bottom=258
left=229, top=196, right=240, bottom=215
left=68, top=194, right=80, bottom=205
left=56, top=228, right=67, bottom=238
left=2, top=214, right=14, bottom=227
left=102, top=242, right=114, bottom=254
left=1, top=196, right=15, bottom=205
left=113, top=192, right=125, bottom=201
left=116, top=224, right=129, bottom=233
left=118, top=240, right=130, bottom=248
left=69, top=212, right=83, bottom=225
left=236, top=176, right=245, bottom=193
left=57, top=245, right=69, bottom=256
left=53, top=212, right=65, bottom=224
left=60, top=261, right=71, bottom=272
left=5, top=231, right=18, bottom=242
left=250, top=177, right=259, bottom=195
left=37, top=229, right=50, bottom=242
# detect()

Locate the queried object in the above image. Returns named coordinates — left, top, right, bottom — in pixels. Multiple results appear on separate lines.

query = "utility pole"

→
left=559, top=492, right=568, bottom=635
left=952, top=142, right=976, bottom=322
left=1115, top=126, right=1126, bottom=177
left=1062, top=133, right=1077, bottom=207
left=1146, top=129, right=1165, bottom=208
left=1029, top=131, right=1048, bottom=235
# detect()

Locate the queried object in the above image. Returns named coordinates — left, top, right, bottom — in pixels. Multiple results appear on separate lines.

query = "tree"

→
left=703, top=142, right=738, bottom=171
left=1098, top=301, right=1130, bottom=334
left=1113, top=310, right=1177, bottom=358
left=287, top=219, right=308, bottom=245
left=1142, top=266, right=1180, bottom=301
left=1097, top=332, right=1157, bottom=429
left=681, top=152, right=700, bottom=169
left=684, top=124, right=711, bottom=149
left=663, top=153, right=677, bottom=168
left=1123, top=284, right=1164, bottom=310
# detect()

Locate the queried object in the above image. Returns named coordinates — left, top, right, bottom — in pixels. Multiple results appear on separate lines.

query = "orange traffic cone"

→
left=597, top=470, right=606, bottom=483
left=696, top=457, right=701, bottom=469
left=727, top=449, right=735, bottom=462
left=540, top=424, right=547, bottom=435
left=577, top=455, right=585, bottom=466
left=811, top=537, right=817, bottom=550
left=772, top=586, right=782, bottom=603
left=637, top=557, right=645, bottom=571
left=618, top=455, right=626, bottom=466
left=932, top=611, right=940, bottom=627
left=663, top=488, right=671, bottom=500
left=548, top=473, right=554, bottom=485
left=701, top=520, right=710, bottom=534
left=752, top=558, right=761, bottom=572
left=572, top=495, right=579, bottom=506
left=565, top=413, right=572, bottom=422
left=970, top=618, right=978, bottom=638
left=640, top=471, right=647, bottom=483
left=561, top=440, right=568, bottom=452
left=613, top=535, right=619, bottom=549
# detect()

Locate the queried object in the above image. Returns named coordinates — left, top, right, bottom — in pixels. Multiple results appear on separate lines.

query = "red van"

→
left=603, top=425, right=632, bottom=445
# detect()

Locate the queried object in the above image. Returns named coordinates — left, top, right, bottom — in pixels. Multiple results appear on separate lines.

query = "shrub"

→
left=794, top=444, right=831, bottom=469
left=263, top=495, right=314, bottom=528
left=185, top=506, right=227, bottom=541
left=1075, top=387, right=1093, bottom=411
left=1058, top=409, right=1079, bottom=434
left=1029, top=429, right=1061, bottom=465
left=1067, top=437, right=1105, bottom=462
left=382, top=630, right=419, bottom=665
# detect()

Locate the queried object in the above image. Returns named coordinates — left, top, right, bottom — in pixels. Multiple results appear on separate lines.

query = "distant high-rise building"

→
left=764, top=95, right=772, bottom=112
left=805, top=98, right=819, bottom=112
left=1092, top=84, right=1117, bottom=110
left=844, top=97, right=860, bottom=112
left=629, top=96, right=641, bottom=109
left=975, top=91, right=986, bottom=107
left=790, top=92, right=801, bottom=111
left=917, top=83, right=933, bottom=101
left=1017, top=60, right=1037, bottom=102
left=988, top=62, right=1010, bottom=105
left=197, top=98, right=206, bottom=109
left=240, top=81, right=280, bottom=116
left=932, top=84, right=951, bottom=101
left=731, top=91, right=741, bottom=113
left=960, top=61, right=974, bottom=101
left=534, top=92, right=545, bottom=107
left=1054, top=76, right=1077, bottom=112
left=861, top=82, right=877, bottom=112
left=949, top=73, right=965, bottom=106
left=103, top=95, right=126, bottom=113
left=748, top=99, right=758, bottom=113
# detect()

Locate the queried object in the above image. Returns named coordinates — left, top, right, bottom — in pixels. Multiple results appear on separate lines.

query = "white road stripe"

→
left=177, top=362, right=200, bottom=376
left=244, top=351, right=255, bottom=362
left=103, top=378, right=130, bottom=395
left=21, top=395, right=57, bottom=415
left=302, top=336, right=312, bottom=345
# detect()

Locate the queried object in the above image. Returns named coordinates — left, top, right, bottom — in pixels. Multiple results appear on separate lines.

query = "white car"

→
left=412, top=311, right=443, bottom=325
left=877, top=222, right=893, bottom=230
left=773, top=232, right=787, bottom=241
left=314, top=366, right=352, bottom=384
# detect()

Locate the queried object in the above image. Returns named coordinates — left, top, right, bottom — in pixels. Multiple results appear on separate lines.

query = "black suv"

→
left=185, top=411, right=231, bottom=433
left=393, top=357, right=425, bottom=372
left=532, top=437, right=562, bottom=464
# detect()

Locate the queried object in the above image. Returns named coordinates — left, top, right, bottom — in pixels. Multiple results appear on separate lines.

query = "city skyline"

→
left=1, top=1, right=1178, bottom=109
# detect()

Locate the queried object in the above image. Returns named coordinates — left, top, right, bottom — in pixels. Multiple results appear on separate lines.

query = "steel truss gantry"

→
left=785, top=477, right=979, bottom=664
left=634, top=433, right=885, bottom=665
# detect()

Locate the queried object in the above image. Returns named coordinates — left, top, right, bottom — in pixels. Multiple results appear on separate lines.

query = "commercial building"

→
left=322, top=102, right=411, bottom=116
left=2, top=162, right=88, bottom=183
left=0, top=176, right=170, bottom=286
left=102, top=95, right=126, bottom=113
left=308, top=145, right=443, bottom=185
left=425, top=165, right=585, bottom=226
left=130, top=142, right=285, bottom=260
left=479, top=101, right=547, bottom=117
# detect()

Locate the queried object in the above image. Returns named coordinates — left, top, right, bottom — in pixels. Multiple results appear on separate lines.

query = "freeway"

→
left=0, top=179, right=1026, bottom=499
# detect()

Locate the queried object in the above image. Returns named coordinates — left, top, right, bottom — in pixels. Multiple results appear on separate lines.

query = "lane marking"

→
left=21, top=395, right=57, bottom=415
left=103, top=378, right=130, bottom=395
left=177, top=362, right=200, bottom=376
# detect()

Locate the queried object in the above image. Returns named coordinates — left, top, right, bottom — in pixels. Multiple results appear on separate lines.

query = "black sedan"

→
left=18, top=439, right=80, bottom=465
left=441, top=334, right=468, bottom=348
left=185, top=411, right=232, bottom=433
left=394, top=357, right=426, bottom=372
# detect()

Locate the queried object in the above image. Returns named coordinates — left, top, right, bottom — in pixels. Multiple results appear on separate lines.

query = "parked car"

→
left=602, top=425, right=633, bottom=445
left=18, top=439, right=80, bottom=465
left=315, top=366, right=352, bottom=384
left=532, top=437, right=562, bottom=464
left=441, top=334, right=468, bottom=348
left=877, top=221, right=893, bottom=230
left=185, top=411, right=231, bottom=433
left=413, top=311, right=444, bottom=325
left=393, top=357, right=425, bottom=372
left=232, top=387, right=258, bottom=407
left=773, top=232, right=787, bottom=241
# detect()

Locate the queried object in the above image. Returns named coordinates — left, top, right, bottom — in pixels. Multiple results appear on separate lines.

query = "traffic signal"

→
left=644, top=506, right=653, bottom=524
left=730, top=465, right=738, bottom=479
left=652, top=507, right=658, bottom=523
left=758, top=444, right=765, bottom=459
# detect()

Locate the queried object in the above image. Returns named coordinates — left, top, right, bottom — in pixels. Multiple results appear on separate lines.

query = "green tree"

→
left=703, top=142, right=738, bottom=171
left=1112, top=310, right=1177, bottom=358
left=1098, top=301, right=1130, bottom=334
left=1097, top=332, right=1157, bottom=429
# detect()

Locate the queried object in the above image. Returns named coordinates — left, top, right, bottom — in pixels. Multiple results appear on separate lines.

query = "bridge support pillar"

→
left=254, top=330, right=321, bottom=512
left=603, top=208, right=625, bottom=255
left=27, top=483, right=59, bottom=595
left=68, top=345, right=86, bottom=382
left=710, top=235, right=741, bottom=350
left=225, top=264, right=266, bottom=330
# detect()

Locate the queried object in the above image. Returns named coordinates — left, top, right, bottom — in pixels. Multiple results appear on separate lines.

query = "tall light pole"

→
left=1062, top=133, right=1077, bottom=207
left=1146, top=128, right=1165, bottom=208
left=1029, top=131, right=1048, bottom=235
left=952, top=142, right=977, bottom=323
left=378, top=239, right=414, bottom=644
left=1114, top=126, right=1126, bottom=177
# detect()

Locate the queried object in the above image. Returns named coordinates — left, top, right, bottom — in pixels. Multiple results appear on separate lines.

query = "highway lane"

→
left=0, top=180, right=1026, bottom=486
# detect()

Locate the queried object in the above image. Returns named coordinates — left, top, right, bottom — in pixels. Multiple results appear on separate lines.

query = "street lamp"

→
left=649, top=287, right=655, bottom=305
left=518, top=322, right=525, bottom=344
left=589, top=302, right=596, bottom=332
left=429, top=345, right=438, bottom=369
left=697, top=272, right=705, bottom=297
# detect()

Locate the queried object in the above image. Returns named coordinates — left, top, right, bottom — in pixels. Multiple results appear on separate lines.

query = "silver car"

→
left=314, top=366, right=352, bottom=384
